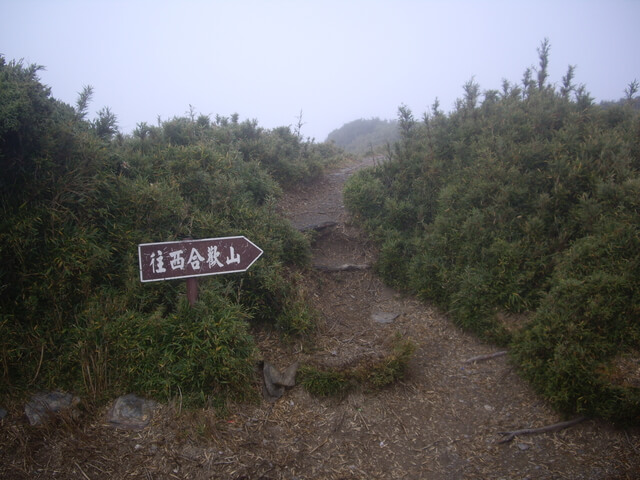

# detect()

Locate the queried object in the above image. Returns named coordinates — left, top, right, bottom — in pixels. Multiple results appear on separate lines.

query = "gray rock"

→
left=0, top=408, right=7, bottom=419
left=371, top=311, right=400, bottom=324
left=24, top=391, right=80, bottom=425
left=106, top=394, right=157, bottom=429
left=262, top=361, right=299, bottom=401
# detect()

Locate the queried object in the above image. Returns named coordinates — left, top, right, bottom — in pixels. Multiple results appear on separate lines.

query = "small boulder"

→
left=262, top=361, right=299, bottom=401
left=371, top=311, right=400, bottom=324
left=24, top=391, right=80, bottom=426
left=106, top=394, right=157, bottom=430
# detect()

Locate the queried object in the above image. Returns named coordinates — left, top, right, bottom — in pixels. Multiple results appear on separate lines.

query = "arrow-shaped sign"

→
left=138, top=236, right=263, bottom=283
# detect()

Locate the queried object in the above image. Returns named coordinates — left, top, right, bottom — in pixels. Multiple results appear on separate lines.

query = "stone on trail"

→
left=262, top=361, right=299, bottom=402
left=24, top=391, right=80, bottom=426
left=371, top=311, right=400, bottom=324
left=106, top=394, right=157, bottom=430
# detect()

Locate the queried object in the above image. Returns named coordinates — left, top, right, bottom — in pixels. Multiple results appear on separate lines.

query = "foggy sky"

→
left=2, top=0, right=639, bottom=141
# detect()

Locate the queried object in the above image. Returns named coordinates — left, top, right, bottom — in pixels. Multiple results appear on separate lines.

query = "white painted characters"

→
left=149, top=250, right=167, bottom=273
left=150, top=246, right=240, bottom=274
left=139, top=236, right=262, bottom=282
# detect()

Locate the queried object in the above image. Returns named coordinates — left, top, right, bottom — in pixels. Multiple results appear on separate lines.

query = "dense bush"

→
left=65, top=288, right=257, bottom=407
left=0, top=57, right=343, bottom=406
left=344, top=43, right=640, bottom=423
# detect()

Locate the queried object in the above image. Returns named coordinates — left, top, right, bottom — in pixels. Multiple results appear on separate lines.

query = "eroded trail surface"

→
left=2, top=157, right=639, bottom=479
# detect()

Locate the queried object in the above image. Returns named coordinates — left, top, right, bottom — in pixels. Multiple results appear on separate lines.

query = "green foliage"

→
left=298, top=366, right=351, bottom=397
left=0, top=56, right=342, bottom=405
left=299, top=335, right=415, bottom=397
left=343, top=169, right=388, bottom=226
left=364, top=334, right=415, bottom=388
left=512, top=182, right=640, bottom=422
left=344, top=42, right=640, bottom=423
left=65, top=288, right=257, bottom=407
left=273, top=273, right=317, bottom=337
left=93, top=106, right=119, bottom=140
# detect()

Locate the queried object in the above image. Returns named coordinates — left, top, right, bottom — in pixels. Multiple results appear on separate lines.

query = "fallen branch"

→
left=464, top=351, right=508, bottom=364
left=498, top=416, right=586, bottom=444
left=313, top=264, right=371, bottom=272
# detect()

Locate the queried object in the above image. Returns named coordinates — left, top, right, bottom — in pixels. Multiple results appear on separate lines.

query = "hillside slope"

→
left=2, top=156, right=639, bottom=479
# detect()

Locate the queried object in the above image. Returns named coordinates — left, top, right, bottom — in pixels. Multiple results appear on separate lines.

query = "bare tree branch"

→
left=498, top=417, right=586, bottom=444
left=464, top=351, right=508, bottom=364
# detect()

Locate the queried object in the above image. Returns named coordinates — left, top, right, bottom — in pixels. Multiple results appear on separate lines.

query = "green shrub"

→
left=0, top=56, right=339, bottom=405
left=65, top=288, right=257, bottom=407
left=344, top=169, right=387, bottom=226
left=298, top=366, right=352, bottom=397
left=300, top=335, right=415, bottom=397
left=364, top=335, right=415, bottom=388
left=344, top=43, right=640, bottom=423
left=511, top=198, right=640, bottom=423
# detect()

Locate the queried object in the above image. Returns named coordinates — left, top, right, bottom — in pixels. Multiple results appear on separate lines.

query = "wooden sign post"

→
left=138, top=236, right=263, bottom=305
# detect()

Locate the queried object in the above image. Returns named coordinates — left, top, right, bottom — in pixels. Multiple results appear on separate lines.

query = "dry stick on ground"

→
left=463, top=351, right=508, bottom=364
left=498, top=416, right=587, bottom=444
left=308, top=438, right=329, bottom=454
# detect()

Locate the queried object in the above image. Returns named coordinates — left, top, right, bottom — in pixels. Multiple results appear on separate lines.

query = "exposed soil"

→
left=2, top=157, right=640, bottom=479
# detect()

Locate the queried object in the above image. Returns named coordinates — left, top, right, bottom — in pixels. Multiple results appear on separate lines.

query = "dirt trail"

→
left=269, top=156, right=640, bottom=479
left=2, top=157, right=639, bottom=479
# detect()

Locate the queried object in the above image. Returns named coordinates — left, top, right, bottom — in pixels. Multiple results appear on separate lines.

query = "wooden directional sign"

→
left=138, top=236, right=263, bottom=283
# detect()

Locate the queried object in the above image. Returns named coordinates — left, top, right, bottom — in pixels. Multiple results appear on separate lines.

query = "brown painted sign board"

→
left=138, top=236, right=263, bottom=283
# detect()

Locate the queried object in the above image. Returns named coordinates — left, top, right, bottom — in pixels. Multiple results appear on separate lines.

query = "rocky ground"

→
left=1, top=156, right=639, bottom=479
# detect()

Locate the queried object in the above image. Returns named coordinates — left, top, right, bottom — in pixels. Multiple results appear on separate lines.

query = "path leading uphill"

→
left=1, top=157, right=639, bottom=479
left=267, top=156, right=640, bottom=479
